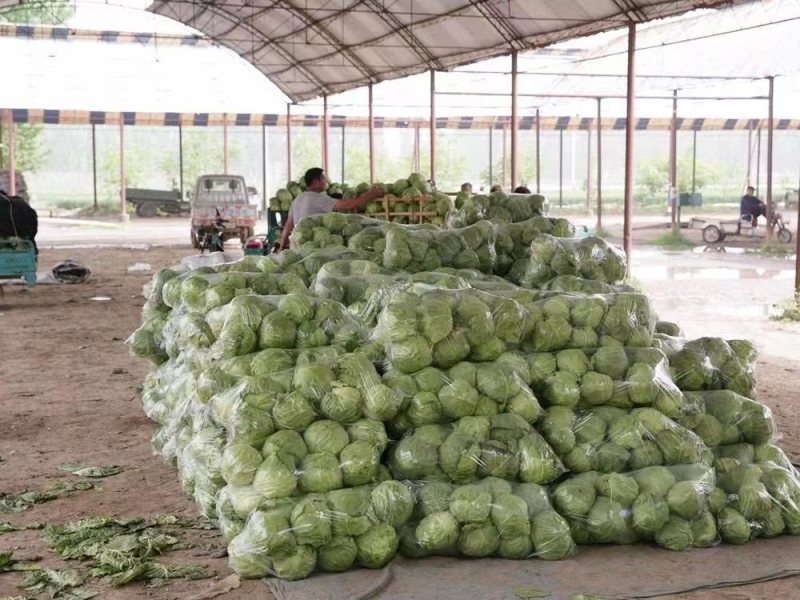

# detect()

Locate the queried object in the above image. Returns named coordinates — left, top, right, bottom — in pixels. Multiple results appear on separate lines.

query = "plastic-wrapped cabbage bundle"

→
left=514, top=235, right=627, bottom=287
left=376, top=289, right=531, bottom=372
left=710, top=448, right=800, bottom=542
left=388, top=413, right=563, bottom=485
left=309, top=260, right=403, bottom=306
left=291, top=213, right=388, bottom=250
left=161, top=271, right=308, bottom=313
left=197, top=294, right=365, bottom=359
left=525, top=346, right=686, bottom=417
left=399, top=477, right=575, bottom=561
left=381, top=356, right=541, bottom=432
left=142, top=266, right=187, bottom=315
left=539, top=406, right=710, bottom=474
left=175, top=425, right=227, bottom=519
left=678, top=390, right=775, bottom=448
left=282, top=247, right=380, bottom=283
left=446, top=192, right=548, bottom=228
left=228, top=480, right=414, bottom=579
left=383, top=221, right=496, bottom=273
left=658, top=337, right=757, bottom=399
left=553, top=464, right=719, bottom=550
left=655, top=320, right=683, bottom=337
left=539, top=275, right=636, bottom=295
left=519, top=292, right=656, bottom=352
left=128, top=310, right=171, bottom=364
left=494, top=217, right=576, bottom=277
left=217, top=418, right=391, bottom=500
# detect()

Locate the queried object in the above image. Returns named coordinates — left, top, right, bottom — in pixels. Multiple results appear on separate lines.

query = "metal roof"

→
left=146, top=0, right=734, bottom=102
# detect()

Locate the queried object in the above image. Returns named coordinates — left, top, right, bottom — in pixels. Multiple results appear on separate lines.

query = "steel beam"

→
left=669, top=89, right=678, bottom=233
left=597, top=98, right=602, bottom=230
left=510, top=50, right=519, bottom=189
left=286, top=103, right=292, bottom=182
left=7, top=110, right=15, bottom=196
left=119, top=117, right=126, bottom=219
left=558, top=128, right=563, bottom=208
left=322, top=94, right=329, bottom=174
left=623, top=23, right=637, bottom=275
left=766, top=76, right=774, bottom=240
left=368, top=84, right=375, bottom=183
left=92, top=124, right=98, bottom=211
left=223, top=115, right=229, bottom=174
left=430, top=70, right=436, bottom=183
left=178, top=124, right=184, bottom=198
left=536, top=108, right=541, bottom=193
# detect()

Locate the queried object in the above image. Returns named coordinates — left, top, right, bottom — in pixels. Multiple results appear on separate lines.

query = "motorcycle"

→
left=196, top=208, right=229, bottom=253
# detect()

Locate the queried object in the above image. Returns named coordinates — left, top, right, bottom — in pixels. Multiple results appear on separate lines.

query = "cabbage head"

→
left=416, top=512, right=460, bottom=551
left=356, top=524, right=399, bottom=568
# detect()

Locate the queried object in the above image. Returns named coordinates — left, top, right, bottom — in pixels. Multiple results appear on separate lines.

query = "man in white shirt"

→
left=277, top=168, right=383, bottom=251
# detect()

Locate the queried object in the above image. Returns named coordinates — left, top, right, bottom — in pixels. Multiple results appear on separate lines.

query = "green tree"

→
left=290, top=130, right=323, bottom=183
left=0, top=123, right=48, bottom=173
left=98, top=145, right=149, bottom=204
left=159, top=130, right=240, bottom=194
left=637, top=153, right=721, bottom=202
left=0, top=0, right=74, bottom=24
left=479, top=144, right=541, bottom=190
left=420, top=139, right=468, bottom=191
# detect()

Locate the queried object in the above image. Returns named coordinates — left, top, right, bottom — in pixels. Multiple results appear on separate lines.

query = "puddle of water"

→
left=636, top=266, right=794, bottom=281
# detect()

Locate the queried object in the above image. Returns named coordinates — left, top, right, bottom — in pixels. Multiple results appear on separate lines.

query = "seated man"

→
left=0, top=190, right=38, bottom=251
left=460, top=182, right=473, bottom=194
left=740, top=186, right=766, bottom=228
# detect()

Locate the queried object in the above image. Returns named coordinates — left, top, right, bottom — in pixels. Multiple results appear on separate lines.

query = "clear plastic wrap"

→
left=282, top=248, right=381, bottom=283
left=382, top=221, right=496, bottom=274
left=539, top=275, right=636, bottom=295
left=656, top=337, right=758, bottom=399
left=399, top=477, right=575, bottom=561
left=446, top=192, right=547, bottom=228
left=538, top=406, right=711, bottom=474
left=185, top=294, right=366, bottom=360
left=710, top=447, right=800, bottom=542
left=227, top=480, right=411, bottom=579
left=552, top=464, right=719, bottom=550
left=291, top=213, right=390, bottom=250
left=678, top=390, right=775, bottom=448
left=493, top=217, right=576, bottom=277
left=388, top=414, right=563, bottom=485
left=525, top=346, right=685, bottom=417
left=513, top=235, right=627, bottom=287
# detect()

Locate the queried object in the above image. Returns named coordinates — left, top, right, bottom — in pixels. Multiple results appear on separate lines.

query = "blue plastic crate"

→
left=0, top=237, right=36, bottom=287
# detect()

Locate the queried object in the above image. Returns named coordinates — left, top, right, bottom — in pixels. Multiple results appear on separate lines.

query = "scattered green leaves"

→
left=19, top=568, right=96, bottom=599
left=0, top=521, right=44, bottom=535
left=57, top=465, right=125, bottom=479
left=515, top=587, right=550, bottom=599
left=0, top=481, right=94, bottom=513
left=771, top=294, right=800, bottom=322
left=0, top=550, right=41, bottom=572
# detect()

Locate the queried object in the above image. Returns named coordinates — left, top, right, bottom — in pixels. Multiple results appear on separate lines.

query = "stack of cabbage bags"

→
left=129, top=204, right=800, bottom=582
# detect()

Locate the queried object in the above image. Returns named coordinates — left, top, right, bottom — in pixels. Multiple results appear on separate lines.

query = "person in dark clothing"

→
left=740, top=186, right=766, bottom=228
left=0, top=190, right=38, bottom=252
left=514, top=186, right=531, bottom=194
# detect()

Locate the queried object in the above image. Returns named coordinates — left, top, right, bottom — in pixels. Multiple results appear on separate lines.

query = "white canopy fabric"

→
left=144, top=0, right=734, bottom=102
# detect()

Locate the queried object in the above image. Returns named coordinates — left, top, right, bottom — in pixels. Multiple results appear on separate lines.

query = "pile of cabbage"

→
left=130, top=200, right=800, bottom=582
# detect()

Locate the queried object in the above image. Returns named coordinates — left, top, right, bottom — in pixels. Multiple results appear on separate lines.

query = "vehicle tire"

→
left=702, top=225, right=722, bottom=244
left=136, top=202, right=158, bottom=218
left=777, top=228, right=792, bottom=244
left=191, top=230, right=199, bottom=249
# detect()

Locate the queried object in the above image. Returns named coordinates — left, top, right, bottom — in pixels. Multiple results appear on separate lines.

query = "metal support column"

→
left=596, top=98, right=603, bottom=229
left=322, top=94, right=329, bottom=174
left=502, top=126, right=507, bottom=189
left=430, top=70, right=436, bottom=183
left=0, top=113, right=4, bottom=170
left=8, top=110, right=16, bottom=196
left=413, top=126, right=421, bottom=173
left=766, top=76, right=775, bottom=240
left=747, top=122, right=753, bottom=187
left=368, top=84, right=375, bottom=183
left=119, top=116, right=126, bottom=219
left=756, top=127, right=761, bottom=195
left=262, top=123, right=267, bottom=212
left=623, top=23, right=637, bottom=274
left=536, top=108, right=541, bottom=193
left=488, top=127, right=493, bottom=186
left=510, top=50, right=519, bottom=189
left=340, top=124, right=346, bottom=183
left=691, top=129, right=697, bottom=194
left=586, top=126, right=592, bottom=212
left=223, top=115, right=228, bottom=175
left=558, top=128, right=563, bottom=208
left=91, top=124, right=98, bottom=210
left=286, top=103, right=292, bottom=183
left=669, top=89, right=678, bottom=233
left=178, top=124, right=184, bottom=198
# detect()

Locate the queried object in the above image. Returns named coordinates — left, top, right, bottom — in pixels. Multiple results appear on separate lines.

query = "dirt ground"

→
left=1, top=244, right=799, bottom=600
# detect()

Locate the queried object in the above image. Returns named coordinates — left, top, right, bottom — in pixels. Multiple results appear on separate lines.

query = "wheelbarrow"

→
left=0, top=237, right=37, bottom=287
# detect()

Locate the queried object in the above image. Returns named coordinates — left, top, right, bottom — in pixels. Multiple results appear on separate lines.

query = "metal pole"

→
left=766, top=76, right=774, bottom=240
left=756, top=127, right=761, bottom=195
left=746, top=122, right=753, bottom=187
left=414, top=125, right=421, bottom=173
left=692, top=129, right=697, bottom=194
left=368, top=84, right=375, bottom=183
left=586, top=125, right=592, bottom=213
left=178, top=123, right=184, bottom=198
left=669, top=89, right=678, bottom=234
left=262, top=123, right=267, bottom=213
left=223, top=115, right=228, bottom=175
left=340, top=124, right=346, bottom=183
left=796, top=162, right=800, bottom=292
left=0, top=113, right=4, bottom=170
left=596, top=97, right=602, bottom=230
left=8, top=110, right=15, bottom=196
left=502, top=125, right=507, bottom=189
left=430, top=70, right=436, bottom=183
left=91, top=124, right=98, bottom=210
left=510, top=50, right=519, bottom=189
left=623, top=23, right=637, bottom=275
left=119, top=116, right=126, bottom=219
left=286, top=103, right=292, bottom=183
left=536, top=108, right=541, bottom=193
left=322, top=94, right=329, bottom=174
left=559, top=128, right=563, bottom=208
left=488, top=126, right=493, bottom=186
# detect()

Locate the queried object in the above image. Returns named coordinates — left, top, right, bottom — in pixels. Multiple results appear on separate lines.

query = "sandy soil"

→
left=0, top=245, right=798, bottom=600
